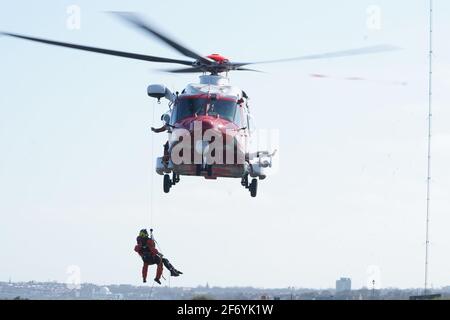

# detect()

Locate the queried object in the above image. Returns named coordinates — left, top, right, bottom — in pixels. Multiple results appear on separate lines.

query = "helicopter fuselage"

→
left=153, top=74, right=275, bottom=198
left=157, top=75, right=251, bottom=180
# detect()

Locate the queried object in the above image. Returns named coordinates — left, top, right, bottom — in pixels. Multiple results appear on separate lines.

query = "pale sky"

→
left=1, top=0, right=449, bottom=290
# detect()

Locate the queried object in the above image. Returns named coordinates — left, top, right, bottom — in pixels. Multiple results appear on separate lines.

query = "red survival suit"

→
left=134, top=235, right=163, bottom=283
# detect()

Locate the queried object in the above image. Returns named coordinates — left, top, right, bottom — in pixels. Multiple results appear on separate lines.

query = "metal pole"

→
left=372, top=280, right=375, bottom=300
left=424, top=0, right=433, bottom=296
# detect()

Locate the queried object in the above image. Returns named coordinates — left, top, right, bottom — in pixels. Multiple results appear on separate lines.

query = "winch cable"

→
left=149, top=100, right=156, bottom=228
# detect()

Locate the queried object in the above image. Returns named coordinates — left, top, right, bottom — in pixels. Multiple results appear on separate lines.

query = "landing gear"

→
left=249, top=178, right=258, bottom=197
left=163, top=173, right=180, bottom=193
left=241, top=175, right=257, bottom=197
left=163, top=174, right=171, bottom=193
left=172, top=173, right=180, bottom=185
left=241, top=175, right=249, bottom=189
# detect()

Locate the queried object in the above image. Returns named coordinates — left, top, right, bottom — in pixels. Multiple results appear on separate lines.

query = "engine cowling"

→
left=147, top=84, right=175, bottom=103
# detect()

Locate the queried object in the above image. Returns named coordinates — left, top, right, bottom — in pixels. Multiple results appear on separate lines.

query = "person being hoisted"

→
left=134, top=228, right=182, bottom=284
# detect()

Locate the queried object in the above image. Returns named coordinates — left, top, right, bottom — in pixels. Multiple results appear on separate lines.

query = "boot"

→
left=170, top=268, right=183, bottom=276
left=154, top=278, right=161, bottom=285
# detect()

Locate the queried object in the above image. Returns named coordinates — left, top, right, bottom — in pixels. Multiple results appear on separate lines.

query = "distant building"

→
left=91, top=286, right=123, bottom=300
left=336, top=278, right=351, bottom=292
left=442, top=286, right=450, bottom=293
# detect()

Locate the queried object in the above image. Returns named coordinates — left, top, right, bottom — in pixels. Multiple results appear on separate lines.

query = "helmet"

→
left=139, top=229, right=148, bottom=238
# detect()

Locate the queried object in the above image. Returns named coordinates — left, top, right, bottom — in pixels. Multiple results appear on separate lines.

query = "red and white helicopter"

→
left=1, top=12, right=397, bottom=197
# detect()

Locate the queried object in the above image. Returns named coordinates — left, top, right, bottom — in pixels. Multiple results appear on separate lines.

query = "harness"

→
left=138, top=236, right=151, bottom=255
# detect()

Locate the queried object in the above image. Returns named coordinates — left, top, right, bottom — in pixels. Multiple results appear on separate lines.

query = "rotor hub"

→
left=206, top=53, right=229, bottom=64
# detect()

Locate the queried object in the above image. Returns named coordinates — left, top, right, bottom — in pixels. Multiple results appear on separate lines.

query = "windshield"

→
left=176, top=97, right=206, bottom=120
left=175, top=97, right=237, bottom=123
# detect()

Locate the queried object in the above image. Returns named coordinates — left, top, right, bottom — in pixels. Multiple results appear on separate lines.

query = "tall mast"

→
left=424, top=0, right=433, bottom=295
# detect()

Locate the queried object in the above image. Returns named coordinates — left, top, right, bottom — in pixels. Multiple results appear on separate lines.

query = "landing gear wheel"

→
left=172, top=173, right=179, bottom=185
left=241, top=175, right=249, bottom=189
left=163, top=174, right=171, bottom=193
left=249, top=178, right=258, bottom=197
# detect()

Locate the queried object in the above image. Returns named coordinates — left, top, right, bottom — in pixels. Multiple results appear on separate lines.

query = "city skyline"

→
left=1, top=280, right=448, bottom=300
left=1, top=0, right=450, bottom=289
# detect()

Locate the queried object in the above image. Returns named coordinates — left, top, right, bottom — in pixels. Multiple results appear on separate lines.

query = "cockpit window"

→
left=175, top=96, right=237, bottom=123
left=207, top=99, right=236, bottom=122
left=176, top=97, right=206, bottom=121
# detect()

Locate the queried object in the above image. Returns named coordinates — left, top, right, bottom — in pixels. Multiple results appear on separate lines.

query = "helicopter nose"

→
left=183, top=116, right=239, bottom=142
left=187, top=116, right=222, bottom=133
left=200, top=118, right=215, bottom=131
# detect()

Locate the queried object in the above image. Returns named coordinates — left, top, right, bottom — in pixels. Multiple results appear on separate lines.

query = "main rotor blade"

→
left=232, top=45, right=400, bottom=67
left=309, top=73, right=408, bottom=86
left=1, top=32, right=194, bottom=66
left=162, top=66, right=207, bottom=73
left=110, top=12, right=212, bottom=65
left=235, top=67, right=264, bottom=73
left=162, top=66, right=263, bottom=73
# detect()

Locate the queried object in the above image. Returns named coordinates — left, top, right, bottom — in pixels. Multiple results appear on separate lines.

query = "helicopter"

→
left=1, top=12, right=398, bottom=197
